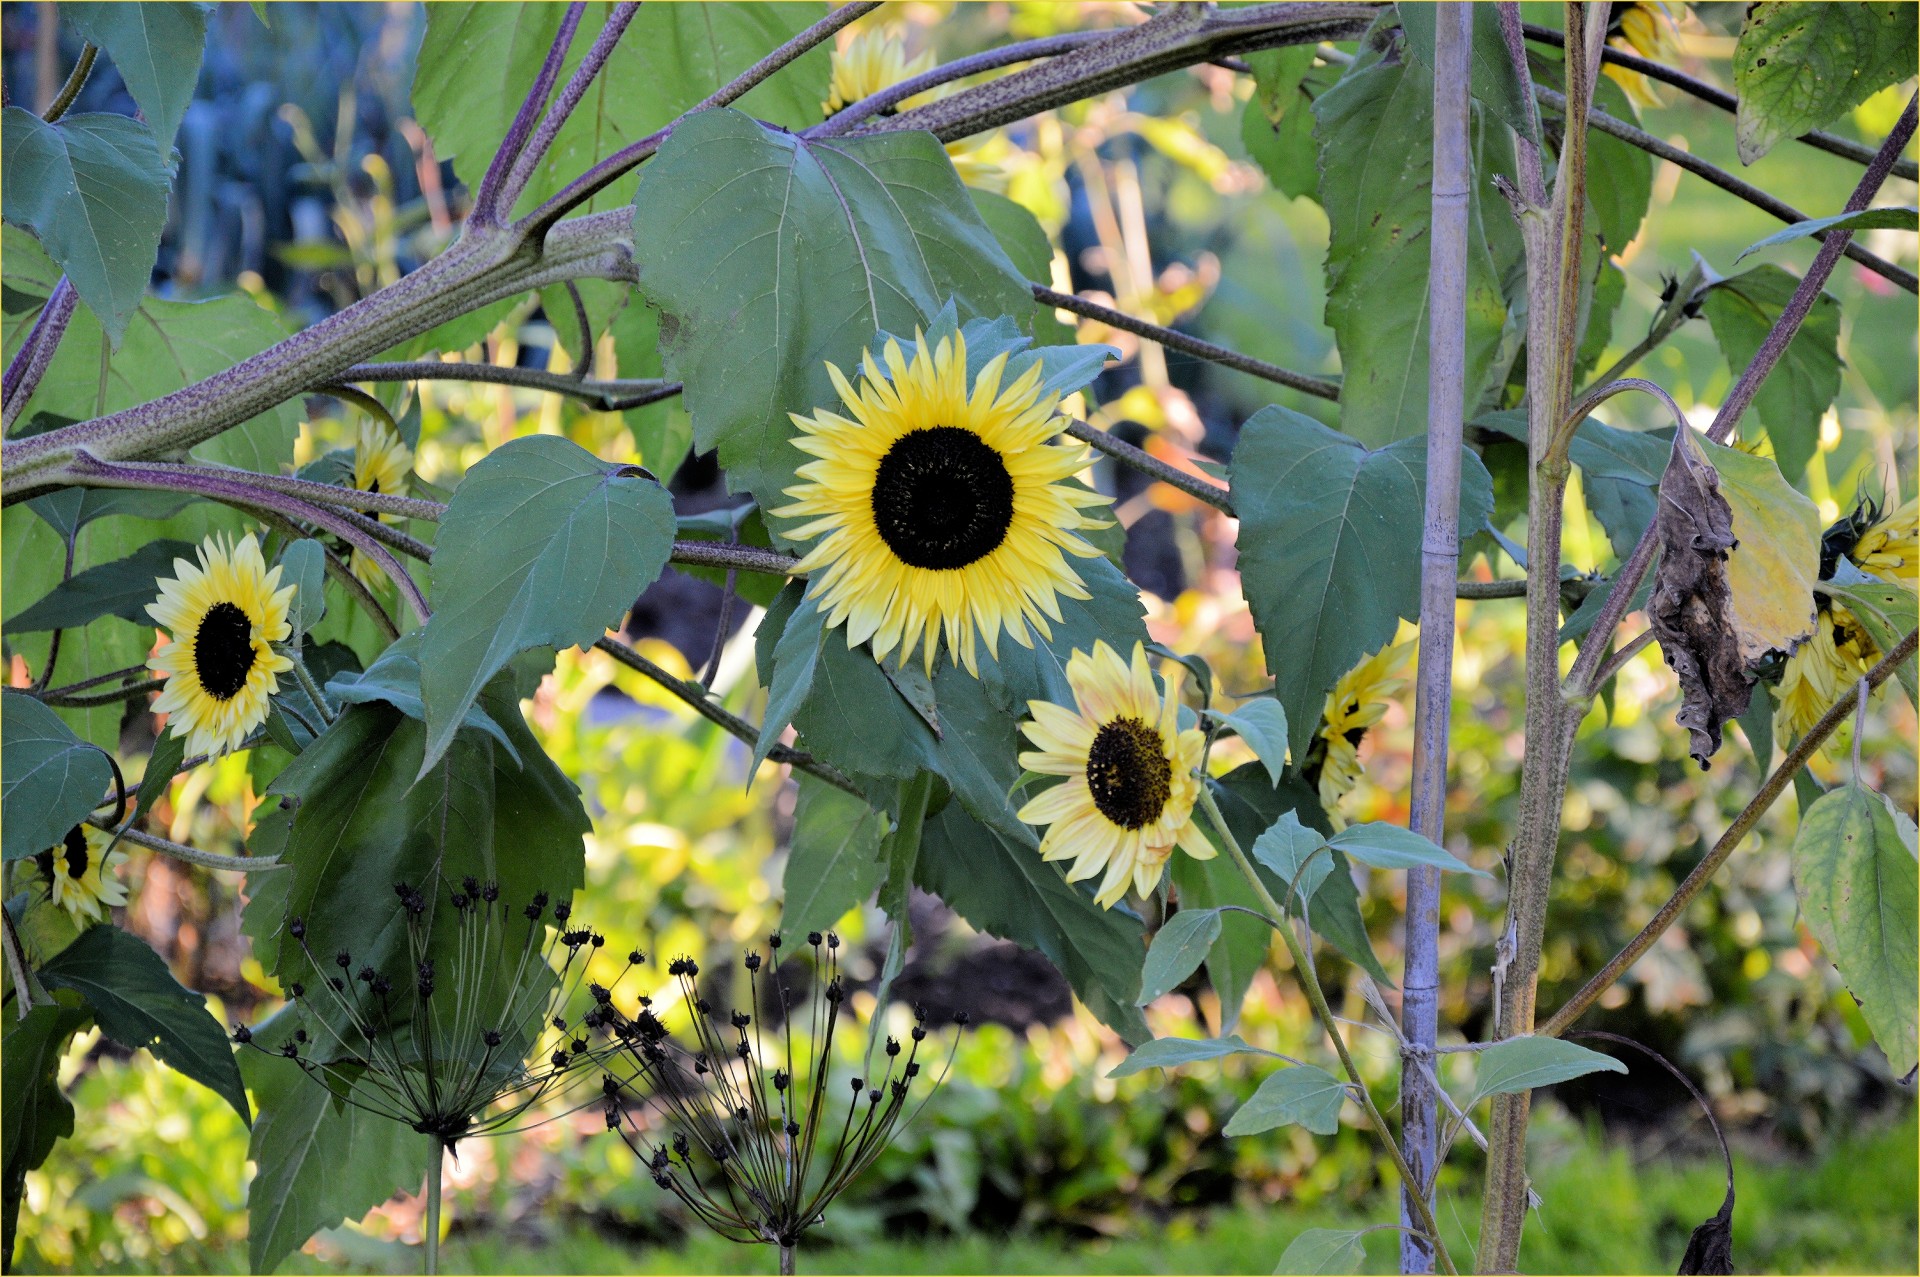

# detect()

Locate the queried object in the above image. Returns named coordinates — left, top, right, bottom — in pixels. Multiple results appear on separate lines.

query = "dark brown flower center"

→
left=61, top=826, right=90, bottom=880
left=1085, top=716, right=1173, bottom=830
left=870, top=426, right=1015, bottom=570
left=194, top=601, right=257, bottom=701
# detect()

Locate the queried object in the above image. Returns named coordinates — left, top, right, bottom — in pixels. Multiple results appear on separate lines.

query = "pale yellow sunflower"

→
left=1015, top=641, right=1215, bottom=909
left=348, top=418, right=413, bottom=589
left=1775, top=608, right=1876, bottom=748
left=824, top=28, right=937, bottom=117
left=1604, top=2, right=1685, bottom=109
left=775, top=330, right=1112, bottom=677
left=39, top=825, right=128, bottom=925
left=147, top=533, right=297, bottom=757
left=1850, top=495, right=1917, bottom=582
left=1317, top=633, right=1414, bottom=827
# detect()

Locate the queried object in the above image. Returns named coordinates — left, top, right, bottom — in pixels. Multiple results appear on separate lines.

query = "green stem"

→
left=424, top=1137, right=443, bottom=1276
left=1194, top=786, right=1458, bottom=1276
left=41, top=43, right=96, bottom=123
left=288, top=658, right=336, bottom=725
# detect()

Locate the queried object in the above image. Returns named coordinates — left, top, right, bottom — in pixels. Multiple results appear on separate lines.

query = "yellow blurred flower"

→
left=38, top=825, right=128, bottom=925
left=1603, top=2, right=1685, bottom=110
left=1850, top=496, right=1917, bottom=582
left=1774, top=609, right=1876, bottom=748
left=823, top=28, right=936, bottom=117
left=348, top=418, right=412, bottom=590
left=1317, top=632, right=1414, bottom=827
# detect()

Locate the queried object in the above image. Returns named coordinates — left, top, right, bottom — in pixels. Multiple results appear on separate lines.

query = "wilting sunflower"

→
left=1850, top=495, right=1917, bottom=581
left=148, top=533, right=296, bottom=757
left=776, top=330, right=1112, bottom=677
left=37, top=825, right=129, bottom=925
left=348, top=418, right=413, bottom=589
left=1015, top=641, right=1214, bottom=909
left=1774, top=608, right=1876, bottom=747
left=823, top=27, right=936, bottom=117
left=1316, top=632, right=1414, bottom=826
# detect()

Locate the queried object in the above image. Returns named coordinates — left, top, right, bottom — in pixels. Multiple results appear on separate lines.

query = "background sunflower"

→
left=38, top=825, right=128, bottom=925
left=348, top=418, right=414, bottom=589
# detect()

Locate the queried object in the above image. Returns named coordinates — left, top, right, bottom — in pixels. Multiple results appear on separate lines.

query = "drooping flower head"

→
left=1315, top=632, right=1414, bottom=827
left=1015, top=641, right=1214, bottom=909
left=1846, top=494, right=1916, bottom=582
left=36, top=825, right=128, bottom=925
left=602, top=932, right=966, bottom=1257
left=349, top=418, right=413, bottom=590
left=823, top=27, right=936, bottom=117
left=147, top=533, right=296, bottom=757
left=1603, top=2, right=1686, bottom=109
left=776, top=330, right=1112, bottom=677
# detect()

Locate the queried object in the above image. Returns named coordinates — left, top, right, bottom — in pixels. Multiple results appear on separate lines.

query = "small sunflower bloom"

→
left=823, top=28, right=937, bottom=117
left=147, top=533, right=296, bottom=757
left=38, top=825, right=128, bottom=925
left=1850, top=496, right=1917, bottom=581
left=348, top=418, right=413, bottom=590
left=1775, top=609, right=1875, bottom=747
left=1016, top=641, right=1214, bottom=910
left=1317, top=634, right=1414, bottom=826
left=775, top=330, right=1112, bottom=677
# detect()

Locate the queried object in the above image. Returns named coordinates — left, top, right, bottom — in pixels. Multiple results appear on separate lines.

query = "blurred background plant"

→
left=3, top=0, right=1914, bottom=1271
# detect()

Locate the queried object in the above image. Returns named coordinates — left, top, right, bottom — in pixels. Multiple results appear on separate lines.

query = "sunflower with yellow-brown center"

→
left=147, top=533, right=296, bottom=757
left=38, top=825, right=128, bottom=925
left=1015, top=641, right=1214, bottom=909
left=775, top=330, right=1112, bottom=678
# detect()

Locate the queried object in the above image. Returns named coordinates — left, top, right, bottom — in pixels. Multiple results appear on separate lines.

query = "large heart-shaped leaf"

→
left=62, top=2, right=210, bottom=154
left=1701, top=266, right=1842, bottom=482
left=780, top=776, right=887, bottom=941
left=1733, top=2, right=1919, bottom=163
left=1229, top=404, right=1493, bottom=760
left=1, top=110, right=169, bottom=347
left=1, top=692, right=114, bottom=862
left=1792, top=782, right=1919, bottom=1077
left=629, top=108, right=1035, bottom=513
left=419, top=434, right=674, bottom=774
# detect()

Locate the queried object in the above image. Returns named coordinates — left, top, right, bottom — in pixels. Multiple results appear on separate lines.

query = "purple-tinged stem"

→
left=813, top=29, right=1103, bottom=137
left=469, top=3, right=588, bottom=226
left=3, top=277, right=78, bottom=431
left=497, top=3, right=641, bottom=218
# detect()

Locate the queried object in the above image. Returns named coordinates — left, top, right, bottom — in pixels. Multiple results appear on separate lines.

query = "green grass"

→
left=187, top=1110, right=1915, bottom=1275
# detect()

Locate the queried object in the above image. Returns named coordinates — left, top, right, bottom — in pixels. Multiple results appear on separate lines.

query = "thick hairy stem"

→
left=340, top=360, right=677, bottom=410
left=1478, top=6, right=1604, bottom=1270
left=1535, top=87, right=1917, bottom=294
left=1542, top=627, right=1918, bottom=1038
left=497, top=3, right=641, bottom=216
left=817, top=31, right=1107, bottom=135
left=1400, top=9, right=1470, bottom=1271
left=780, top=1243, right=797, bottom=1276
left=1197, top=787, right=1458, bottom=1276
left=1520, top=22, right=1919, bottom=181
left=1032, top=286, right=1341, bottom=401
left=470, top=4, right=585, bottom=224
left=3, top=277, right=78, bottom=431
left=591, top=637, right=859, bottom=797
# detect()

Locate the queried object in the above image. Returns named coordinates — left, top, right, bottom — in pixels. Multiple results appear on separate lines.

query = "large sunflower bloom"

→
left=823, top=28, right=937, bottom=117
left=1317, top=634, right=1413, bottom=826
left=348, top=418, right=413, bottom=589
left=775, top=330, right=1112, bottom=677
left=147, top=533, right=296, bottom=757
left=1015, top=641, right=1214, bottom=909
left=38, top=825, right=128, bottom=925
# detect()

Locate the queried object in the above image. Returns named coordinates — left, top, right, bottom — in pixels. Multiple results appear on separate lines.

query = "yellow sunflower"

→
left=147, top=533, right=297, bottom=757
left=1774, top=608, right=1876, bottom=748
left=1850, top=495, right=1917, bottom=582
left=775, top=330, right=1112, bottom=677
left=1316, top=633, right=1414, bottom=827
left=1015, top=641, right=1215, bottom=909
left=823, top=28, right=937, bottom=117
left=1603, top=2, right=1685, bottom=109
left=349, top=417, right=413, bottom=589
left=38, top=825, right=128, bottom=925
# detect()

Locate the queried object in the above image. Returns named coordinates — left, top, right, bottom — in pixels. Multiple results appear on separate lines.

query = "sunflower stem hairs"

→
left=601, top=932, right=966, bottom=1268
left=1016, top=640, right=1215, bottom=909
left=146, top=533, right=296, bottom=757
left=776, top=329, right=1112, bottom=678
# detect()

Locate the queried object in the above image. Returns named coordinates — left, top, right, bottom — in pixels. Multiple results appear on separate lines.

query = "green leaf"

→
left=129, top=725, right=187, bottom=832
left=38, top=925, right=249, bottom=1124
left=3, top=1003, right=91, bottom=1258
left=969, top=190, right=1074, bottom=345
left=1692, top=430, right=1825, bottom=666
left=1224, top=1063, right=1348, bottom=1136
left=630, top=108, right=1035, bottom=514
left=1240, top=47, right=1321, bottom=201
left=1210, top=699, right=1290, bottom=786
left=1, top=692, right=114, bottom=862
left=1251, top=811, right=1333, bottom=907
left=1313, top=51, right=1506, bottom=445
left=1584, top=75, right=1653, bottom=257
left=241, top=1012, right=430, bottom=1276
left=1138, top=908, right=1224, bottom=1005
left=1168, top=852, right=1271, bottom=1035
left=1700, top=266, right=1843, bottom=481
left=1397, top=2, right=1539, bottom=145
left=1327, top=822, right=1488, bottom=876
left=916, top=802, right=1150, bottom=1044
left=1821, top=578, right=1919, bottom=706
left=1230, top=404, right=1494, bottom=761
left=1791, top=782, right=1919, bottom=1077
left=415, top=3, right=830, bottom=219
left=1468, top=1035, right=1627, bottom=1103
left=756, top=593, right=827, bottom=776
left=1736, top=206, right=1920, bottom=263
left=1, top=110, right=170, bottom=347
left=326, top=632, right=519, bottom=762
left=1275, top=1227, right=1372, bottom=1275
left=23, top=488, right=193, bottom=541
left=279, top=540, right=327, bottom=638
left=781, top=777, right=886, bottom=940
left=1733, top=1, right=1919, bottom=163
left=419, top=435, right=674, bottom=774
left=62, top=2, right=210, bottom=154
left=1107, top=1033, right=1269, bottom=1078
left=2, top=539, right=192, bottom=632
